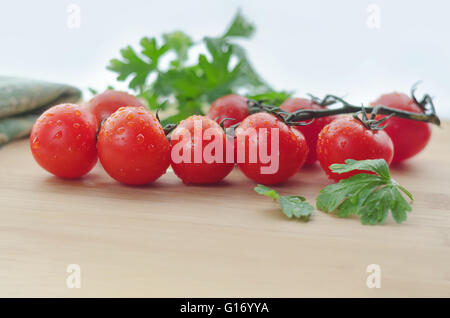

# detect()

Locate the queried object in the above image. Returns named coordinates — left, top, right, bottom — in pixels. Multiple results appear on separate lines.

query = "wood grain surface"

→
left=0, top=122, right=449, bottom=297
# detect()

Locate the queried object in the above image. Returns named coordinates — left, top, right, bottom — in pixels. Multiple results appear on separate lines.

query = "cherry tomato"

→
left=280, top=97, right=337, bottom=165
left=206, top=94, right=249, bottom=128
left=87, top=90, right=144, bottom=124
left=30, top=103, right=98, bottom=179
left=316, top=117, right=394, bottom=181
left=97, top=106, right=170, bottom=185
left=170, top=115, right=234, bottom=184
left=371, top=92, right=432, bottom=163
left=235, top=112, right=308, bottom=185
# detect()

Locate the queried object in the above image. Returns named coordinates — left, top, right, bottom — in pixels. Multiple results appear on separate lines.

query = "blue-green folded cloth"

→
left=0, top=76, right=81, bottom=146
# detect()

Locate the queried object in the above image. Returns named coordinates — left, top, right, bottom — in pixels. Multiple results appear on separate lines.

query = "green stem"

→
left=248, top=94, right=441, bottom=127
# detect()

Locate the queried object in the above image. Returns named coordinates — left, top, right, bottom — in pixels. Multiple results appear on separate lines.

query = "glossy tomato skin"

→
left=97, top=106, right=170, bottom=185
left=87, top=90, right=144, bottom=124
left=206, top=94, right=249, bottom=128
left=170, top=115, right=234, bottom=184
left=316, top=117, right=394, bottom=181
left=236, top=112, right=308, bottom=185
left=280, top=97, right=337, bottom=165
left=30, top=103, right=98, bottom=179
left=371, top=92, right=432, bottom=163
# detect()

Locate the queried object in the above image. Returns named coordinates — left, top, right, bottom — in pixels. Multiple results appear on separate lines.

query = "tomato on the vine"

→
left=206, top=94, right=249, bottom=128
left=280, top=97, right=337, bottom=165
left=316, top=116, right=394, bottom=181
left=30, top=103, right=98, bottom=179
left=97, top=106, right=170, bottom=185
left=235, top=112, right=308, bottom=185
left=87, top=90, right=144, bottom=124
left=371, top=92, right=432, bottom=163
left=170, top=115, right=235, bottom=184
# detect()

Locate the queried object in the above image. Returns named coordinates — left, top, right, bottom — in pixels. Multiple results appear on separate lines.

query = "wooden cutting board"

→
left=0, top=122, right=449, bottom=297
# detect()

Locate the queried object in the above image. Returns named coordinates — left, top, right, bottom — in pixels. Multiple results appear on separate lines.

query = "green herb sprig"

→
left=316, top=159, right=413, bottom=225
left=106, top=10, right=280, bottom=125
left=254, top=185, right=314, bottom=221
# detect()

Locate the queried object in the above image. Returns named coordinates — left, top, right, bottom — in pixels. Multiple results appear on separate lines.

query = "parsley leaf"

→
left=247, top=90, right=293, bottom=106
left=316, top=159, right=413, bottom=225
left=162, top=31, right=193, bottom=65
left=254, top=184, right=279, bottom=200
left=254, top=185, right=314, bottom=221
left=107, top=37, right=168, bottom=92
left=137, top=90, right=168, bottom=110
left=222, top=9, right=256, bottom=39
left=279, top=196, right=315, bottom=220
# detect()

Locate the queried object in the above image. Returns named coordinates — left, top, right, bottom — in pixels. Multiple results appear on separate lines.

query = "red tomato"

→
left=87, top=90, right=144, bottom=124
left=170, top=115, right=234, bottom=184
left=280, top=97, right=337, bottom=165
left=206, top=94, right=249, bottom=128
left=97, top=106, right=170, bottom=185
left=30, top=103, right=98, bottom=179
left=316, top=116, right=394, bottom=181
left=236, top=112, right=308, bottom=185
left=371, top=92, right=432, bottom=163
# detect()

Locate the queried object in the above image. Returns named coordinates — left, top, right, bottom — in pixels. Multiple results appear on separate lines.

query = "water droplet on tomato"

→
left=117, top=127, right=125, bottom=135
left=54, top=131, right=62, bottom=139
left=290, top=133, right=297, bottom=141
left=56, top=120, right=63, bottom=126
left=75, top=110, right=81, bottom=116
left=136, top=133, right=145, bottom=143
left=127, top=114, right=134, bottom=120
left=127, top=121, right=135, bottom=127
left=32, top=137, right=39, bottom=149
left=73, top=123, right=80, bottom=129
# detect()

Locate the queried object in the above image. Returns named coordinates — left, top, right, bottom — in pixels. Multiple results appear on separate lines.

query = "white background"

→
left=0, top=0, right=448, bottom=117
